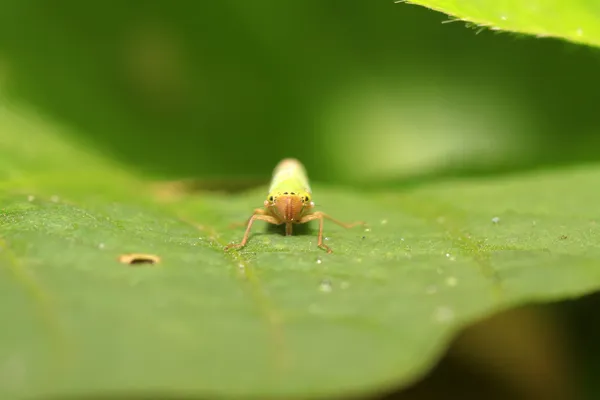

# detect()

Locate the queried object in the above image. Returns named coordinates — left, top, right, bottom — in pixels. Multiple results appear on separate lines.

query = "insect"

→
left=225, top=158, right=364, bottom=253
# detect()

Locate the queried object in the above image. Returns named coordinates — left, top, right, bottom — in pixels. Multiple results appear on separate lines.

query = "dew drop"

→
left=446, top=277, right=458, bottom=287
left=500, top=15, right=507, bottom=21
left=324, top=237, right=330, bottom=241
left=50, top=195, right=60, bottom=203
left=27, top=195, right=35, bottom=202
left=364, top=228, right=371, bottom=232
left=380, top=219, right=388, bottom=225
left=316, top=257, right=323, bottom=265
left=492, top=217, right=500, bottom=224
left=319, top=279, right=333, bottom=293
left=400, top=237, right=405, bottom=241
left=576, top=28, right=583, bottom=36
left=434, top=306, right=455, bottom=323
left=98, top=243, right=105, bottom=250
left=445, top=253, right=450, bottom=258
left=238, top=263, right=246, bottom=270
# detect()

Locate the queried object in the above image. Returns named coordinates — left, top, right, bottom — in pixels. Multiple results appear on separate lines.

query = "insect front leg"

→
left=298, top=213, right=331, bottom=253
left=228, top=208, right=267, bottom=228
left=298, top=211, right=365, bottom=253
left=225, top=213, right=279, bottom=251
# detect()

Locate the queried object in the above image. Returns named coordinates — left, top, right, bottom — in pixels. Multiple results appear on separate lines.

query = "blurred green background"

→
left=2, top=1, right=600, bottom=399
left=1, top=0, right=600, bottom=185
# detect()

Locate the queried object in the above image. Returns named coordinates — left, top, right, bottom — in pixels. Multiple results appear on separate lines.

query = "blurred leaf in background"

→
left=0, top=0, right=599, bottom=183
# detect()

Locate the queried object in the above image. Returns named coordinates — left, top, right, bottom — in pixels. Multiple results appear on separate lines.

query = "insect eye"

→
left=305, top=196, right=310, bottom=203
left=269, top=196, right=274, bottom=202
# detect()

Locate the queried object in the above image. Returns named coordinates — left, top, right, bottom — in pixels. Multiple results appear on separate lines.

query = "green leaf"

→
left=2, top=104, right=600, bottom=399
left=403, top=0, right=600, bottom=48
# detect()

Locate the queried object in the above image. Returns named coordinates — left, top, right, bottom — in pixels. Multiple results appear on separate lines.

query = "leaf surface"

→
left=404, top=0, right=600, bottom=48
left=1, top=106, right=600, bottom=399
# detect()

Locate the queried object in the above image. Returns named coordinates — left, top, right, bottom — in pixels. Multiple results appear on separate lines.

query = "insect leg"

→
left=225, top=214, right=279, bottom=251
left=229, top=208, right=267, bottom=229
left=298, top=213, right=332, bottom=253
left=299, top=211, right=365, bottom=253
left=314, top=211, right=365, bottom=229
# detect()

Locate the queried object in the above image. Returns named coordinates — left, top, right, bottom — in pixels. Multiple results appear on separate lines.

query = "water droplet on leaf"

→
left=319, top=279, right=332, bottom=293
left=434, top=306, right=454, bottom=323
left=446, top=277, right=458, bottom=286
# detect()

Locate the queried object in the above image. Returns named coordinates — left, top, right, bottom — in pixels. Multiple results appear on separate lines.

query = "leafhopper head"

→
left=265, top=191, right=314, bottom=223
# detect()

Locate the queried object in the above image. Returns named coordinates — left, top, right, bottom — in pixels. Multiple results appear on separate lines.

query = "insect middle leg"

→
left=318, top=212, right=365, bottom=229
left=225, top=213, right=279, bottom=251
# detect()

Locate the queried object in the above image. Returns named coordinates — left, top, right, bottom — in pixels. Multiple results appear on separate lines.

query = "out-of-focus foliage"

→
left=0, top=1, right=599, bottom=183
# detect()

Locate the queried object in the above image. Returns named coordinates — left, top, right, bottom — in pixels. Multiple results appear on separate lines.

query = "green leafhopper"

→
left=225, top=158, right=364, bottom=253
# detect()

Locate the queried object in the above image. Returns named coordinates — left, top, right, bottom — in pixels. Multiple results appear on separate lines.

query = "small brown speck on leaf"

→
left=559, top=235, right=568, bottom=240
left=118, top=253, right=161, bottom=266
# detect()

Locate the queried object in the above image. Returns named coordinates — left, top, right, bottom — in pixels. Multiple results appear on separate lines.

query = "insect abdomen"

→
left=269, top=158, right=311, bottom=194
